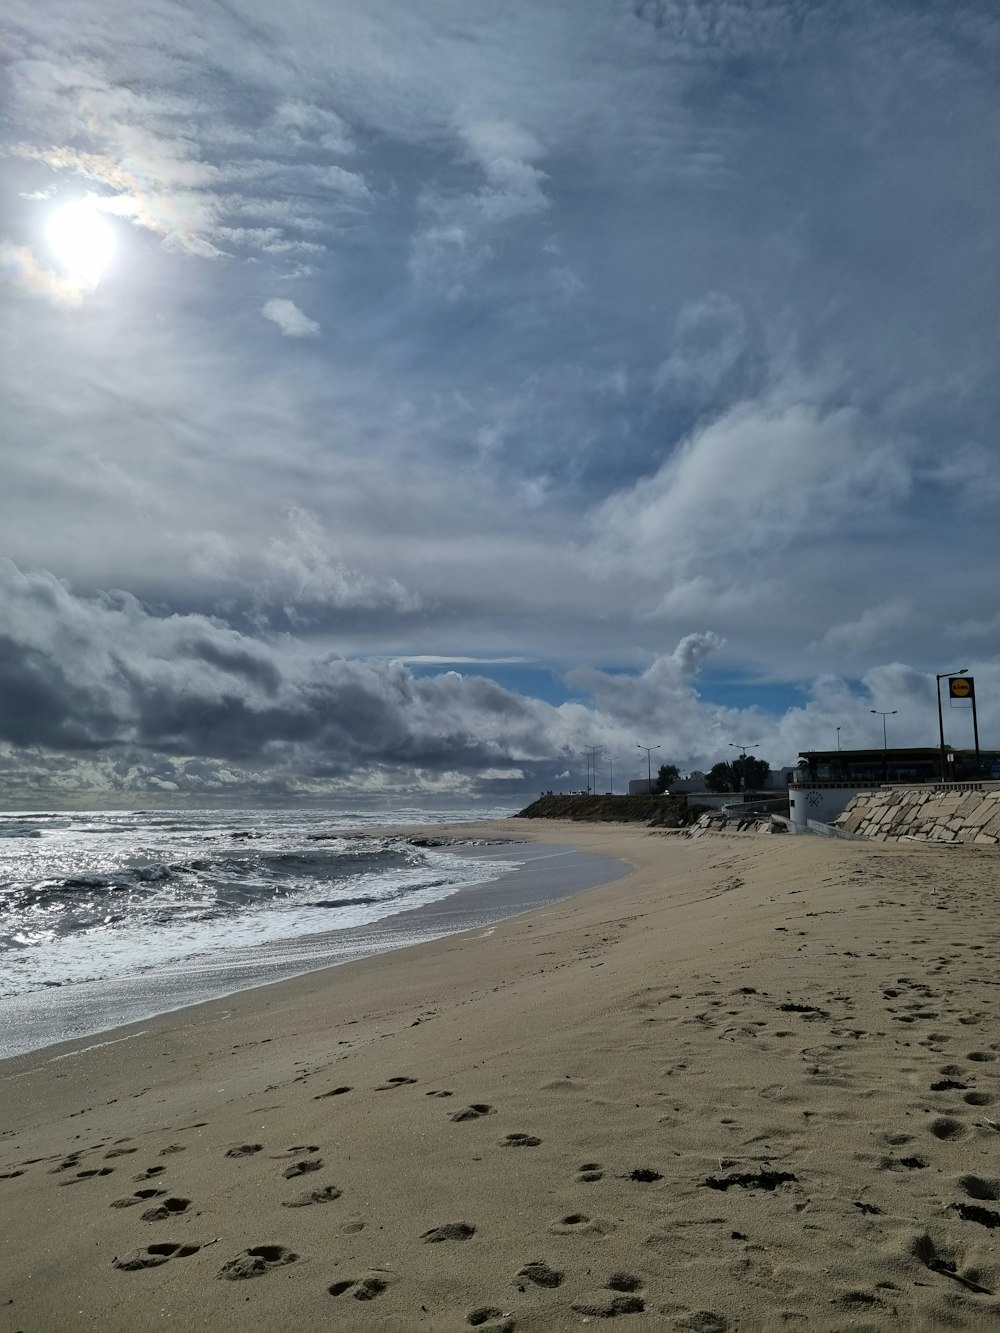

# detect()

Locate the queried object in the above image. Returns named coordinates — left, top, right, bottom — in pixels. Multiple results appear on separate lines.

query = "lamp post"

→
left=583, top=744, right=603, bottom=795
left=870, top=709, right=897, bottom=782
left=836, top=726, right=841, bottom=751
left=728, top=741, right=759, bottom=795
left=607, top=755, right=617, bottom=796
left=936, top=669, right=967, bottom=782
left=637, top=743, right=659, bottom=794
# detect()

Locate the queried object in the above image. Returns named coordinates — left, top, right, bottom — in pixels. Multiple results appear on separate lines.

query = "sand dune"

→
left=3, top=819, right=1000, bottom=1330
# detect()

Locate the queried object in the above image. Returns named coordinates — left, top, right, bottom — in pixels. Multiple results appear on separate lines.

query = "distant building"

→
left=798, top=747, right=1000, bottom=786
left=788, top=747, right=1000, bottom=829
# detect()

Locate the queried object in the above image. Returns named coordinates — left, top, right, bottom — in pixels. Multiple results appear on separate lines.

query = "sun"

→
left=47, top=199, right=116, bottom=286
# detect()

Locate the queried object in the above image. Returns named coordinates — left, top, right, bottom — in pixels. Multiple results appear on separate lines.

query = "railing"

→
left=719, top=797, right=791, bottom=817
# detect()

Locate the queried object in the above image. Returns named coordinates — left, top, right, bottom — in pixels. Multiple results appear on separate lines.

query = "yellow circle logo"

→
left=950, top=677, right=972, bottom=698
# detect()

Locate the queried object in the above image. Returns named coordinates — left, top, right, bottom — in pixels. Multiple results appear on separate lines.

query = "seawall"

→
left=834, top=784, right=1000, bottom=843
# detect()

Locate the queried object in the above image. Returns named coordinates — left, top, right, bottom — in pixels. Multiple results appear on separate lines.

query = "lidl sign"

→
left=949, top=676, right=975, bottom=699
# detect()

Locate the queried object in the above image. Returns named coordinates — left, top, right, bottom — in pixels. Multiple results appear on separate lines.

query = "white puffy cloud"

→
left=261, top=298, right=321, bottom=337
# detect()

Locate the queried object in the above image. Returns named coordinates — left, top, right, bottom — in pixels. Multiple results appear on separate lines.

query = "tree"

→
left=705, top=757, right=770, bottom=793
left=654, top=763, right=680, bottom=794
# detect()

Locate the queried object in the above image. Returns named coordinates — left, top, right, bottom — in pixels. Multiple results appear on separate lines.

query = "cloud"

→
left=0, top=241, right=86, bottom=306
left=1, top=557, right=998, bottom=805
left=591, top=394, right=913, bottom=607
left=814, top=600, right=914, bottom=656
left=261, top=298, right=321, bottom=337
left=410, top=117, right=550, bottom=292
left=654, top=292, right=753, bottom=401
left=1, top=0, right=999, bottom=795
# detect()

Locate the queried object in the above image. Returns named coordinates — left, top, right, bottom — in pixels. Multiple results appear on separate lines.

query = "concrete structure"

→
left=787, top=780, right=882, bottom=828
left=834, top=784, right=1000, bottom=843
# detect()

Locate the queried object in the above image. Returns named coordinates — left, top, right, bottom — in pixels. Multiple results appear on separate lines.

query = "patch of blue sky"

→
left=406, top=662, right=578, bottom=706
left=408, top=661, right=826, bottom=716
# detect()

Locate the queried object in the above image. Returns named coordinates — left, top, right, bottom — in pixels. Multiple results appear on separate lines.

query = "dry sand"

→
left=3, top=819, right=1000, bottom=1332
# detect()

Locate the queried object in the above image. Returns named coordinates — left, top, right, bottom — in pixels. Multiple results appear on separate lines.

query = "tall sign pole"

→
left=936, top=668, right=967, bottom=781
left=948, top=675, right=979, bottom=776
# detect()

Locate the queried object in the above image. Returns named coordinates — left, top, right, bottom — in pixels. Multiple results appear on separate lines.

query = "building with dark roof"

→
left=797, top=747, right=1000, bottom=786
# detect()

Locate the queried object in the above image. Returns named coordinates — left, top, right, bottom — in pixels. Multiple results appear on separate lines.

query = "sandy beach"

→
left=3, top=819, right=1000, bottom=1331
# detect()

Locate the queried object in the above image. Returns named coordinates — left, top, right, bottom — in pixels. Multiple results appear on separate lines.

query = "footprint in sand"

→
left=376, top=1076, right=418, bottom=1090
left=500, top=1133, right=541, bottom=1148
left=282, top=1184, right=342, bottom=1208
left=450, top=1104, right=495, bottom=1122
left=283, top=1158, right=323, bottom=1179
left=421, top=1222, right=475, bottom=1242
left=878, top=1155, right=928, bottom=1172
left=928, top=1117, right=967, bottom=1141
left=328, top=1275, right=391, bottom=1300
left=226, top=1143, right=262, bottom=1158
left=515, top=1260, right=563, bottom=1289
left=671, top=1311, right=730, bottom=1331
left=218, top=1245, right=299, bottom=1280
left=958, top=1174, right=1000, bottom=1201
left=314, top=1086, right=352, bottom=1099
left=571, top=1277, right=645, bottom=1318
left=114, top=1241, right=201, bottom=1271
left=59, top=1167, right=115, bottom=1186
left=606, top=1272, right=643, bottom=1292
left=110, top=1188, right=166, bottom=1209
left=48, top=1155, right=82, bottom=1173
left=467, top=1307, right=515, bottom=1330
left=577, top=1162, right=604, bottom=1182
left=426, top=1090, right=454, bottom=1098
left=911, top=1231, right=993, bottom=1294
left=159, top=1144, right=186, bottom=1155
left=103, top=1146, right=138, bottom=1158
left=549, top=1213, right=615, bottom=1237
left=141, top=1196, right=191, bottom=1221
left=133, top=1165, right=166, bottom=1181
left=270, top=1144, right=320, bottom=1159
left=965, top=1091, right=995, bottom=1106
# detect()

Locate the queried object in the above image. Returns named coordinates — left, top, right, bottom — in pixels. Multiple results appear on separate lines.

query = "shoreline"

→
left=3, top=820, right=1000, bottom=1330
left=1, top=831, right=630, bottom=1060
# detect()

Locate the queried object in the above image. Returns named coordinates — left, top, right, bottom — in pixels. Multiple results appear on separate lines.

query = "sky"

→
left=1, top=0, right=999, bottom=806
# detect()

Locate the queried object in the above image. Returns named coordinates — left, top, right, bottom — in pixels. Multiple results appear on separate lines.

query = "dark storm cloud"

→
left=2, top=559, right=998, bottom=804
left=0, top=560, right=563, bottom=775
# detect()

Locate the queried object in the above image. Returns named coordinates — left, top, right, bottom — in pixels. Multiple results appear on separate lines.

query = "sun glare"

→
left=47, top=199, right=116, bottom=286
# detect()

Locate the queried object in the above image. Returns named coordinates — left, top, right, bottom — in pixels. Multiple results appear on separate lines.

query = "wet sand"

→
left=3, top=819, right=1000, bottom=1331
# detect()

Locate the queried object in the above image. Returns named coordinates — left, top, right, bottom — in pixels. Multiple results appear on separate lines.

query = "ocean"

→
left=0, top=806, right=629, bottom=1058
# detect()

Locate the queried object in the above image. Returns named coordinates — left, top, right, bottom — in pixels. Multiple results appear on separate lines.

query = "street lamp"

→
left=870, top=709, right=897, bottom=749
left=936, top=669, right=967, bottom=782
left=836, top=726, right=841, bottom=752
left=870, top=709, right=897, bottom=782
left=583, top=744, right=603, bottom=795
left=728, top=741, right=759, bottom=794
left=637, top=743, right=659, bottom=793
left=607, top=755, right=617, bottom=796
